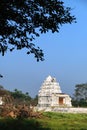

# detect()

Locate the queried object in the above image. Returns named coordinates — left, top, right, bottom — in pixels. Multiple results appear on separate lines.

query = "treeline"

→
left=0, top=85, right=38, bottom=106
left=1, top=83, right=87, bottom=108
left=72, top=83, right=87, bottom=107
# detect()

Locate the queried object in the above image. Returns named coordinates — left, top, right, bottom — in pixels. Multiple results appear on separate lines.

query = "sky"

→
left=0, top=0, right=87, bottom=98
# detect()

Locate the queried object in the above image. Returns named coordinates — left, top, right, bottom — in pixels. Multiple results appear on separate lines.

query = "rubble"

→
left=0, top=104, right=42, bottom=119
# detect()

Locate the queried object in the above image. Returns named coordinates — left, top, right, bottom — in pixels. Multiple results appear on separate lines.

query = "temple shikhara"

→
left=37, top=75, right=72, bottom=110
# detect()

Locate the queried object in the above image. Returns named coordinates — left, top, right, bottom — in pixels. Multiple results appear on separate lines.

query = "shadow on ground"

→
left=0, top=118, right=50, bottom=130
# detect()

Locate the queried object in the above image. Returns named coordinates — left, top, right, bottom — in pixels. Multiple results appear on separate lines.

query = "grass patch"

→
left=0, top=112, right=87, bottom=130
left=38, top=112, right=87, bottom=130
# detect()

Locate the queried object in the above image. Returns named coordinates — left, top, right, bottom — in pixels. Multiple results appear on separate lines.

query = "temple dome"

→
left=46, top=75, right=52, bottom=81
left=38, top=75, right=62, bottom=96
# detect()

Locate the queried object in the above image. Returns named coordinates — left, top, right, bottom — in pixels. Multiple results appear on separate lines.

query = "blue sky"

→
left=0, top=1, right=87, bottom=97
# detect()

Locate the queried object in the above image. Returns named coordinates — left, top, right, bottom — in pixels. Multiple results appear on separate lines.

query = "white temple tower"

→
left=38, top=75, right=72, bottom=110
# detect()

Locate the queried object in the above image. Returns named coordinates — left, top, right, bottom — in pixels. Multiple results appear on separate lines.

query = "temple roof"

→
left=46, top=75, right=52, bottom=81
left=38, top=75, right=62, bottom=96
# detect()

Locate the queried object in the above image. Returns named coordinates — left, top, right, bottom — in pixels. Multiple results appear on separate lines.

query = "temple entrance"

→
left=59, top=97, right=64, bottom=105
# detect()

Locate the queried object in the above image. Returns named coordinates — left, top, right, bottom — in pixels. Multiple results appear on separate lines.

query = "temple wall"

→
left=36, top=106, right=87, bottom=113
left=51, top=107, right=87, bottom=113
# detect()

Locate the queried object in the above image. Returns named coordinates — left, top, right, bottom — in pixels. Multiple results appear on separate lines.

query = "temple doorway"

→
left=59, top=97, right=64, bottom=105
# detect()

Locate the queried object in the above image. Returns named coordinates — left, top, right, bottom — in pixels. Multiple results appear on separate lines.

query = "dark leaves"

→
left=0, top=74, right=3, bottom=78
left=0, top=0, right=76, bottom=61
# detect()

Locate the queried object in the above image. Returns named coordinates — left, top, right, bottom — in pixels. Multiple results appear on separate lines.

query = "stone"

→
left=37, top=75, right=72, bottom=111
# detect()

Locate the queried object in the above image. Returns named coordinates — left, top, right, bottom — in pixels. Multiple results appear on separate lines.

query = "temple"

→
left=37, top=75, right=72, bottom=110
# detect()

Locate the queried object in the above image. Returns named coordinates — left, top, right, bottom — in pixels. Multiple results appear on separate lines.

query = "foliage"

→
left=0, top=74, right=3, bottom=78
left=11, top=89, right=31, bottom=99
left=0, top=118, right=44, bottom=130
left=72, top=83, right=87, bottom=107
left=0, top=0, right=76, bottom=61
left=0, top=112, right=87, bottom=130
left=72, top=98, right=87, bottom=107
left=74, top=83, right=87, bottom=100
left=0, top=85, right=38, bottom=105
left=10, top=89, right=31, bottom=105
left=30, top=95, right=38, bottom=106
left=0, top=86, right=10, bottom=96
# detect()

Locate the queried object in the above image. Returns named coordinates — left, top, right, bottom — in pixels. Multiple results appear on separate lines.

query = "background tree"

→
left=0, top=85, right=10, bottom=95
left=0, top=0, right=76, bottom=61
left=0, top=85, right=13, bottom=104
left=72, top=83, right=87, bottom=107
left=30, top=95, right=38, bottom=106
left=0, top=86, right=37, bottom=106
left=10, top=89, right=31, bottom=105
